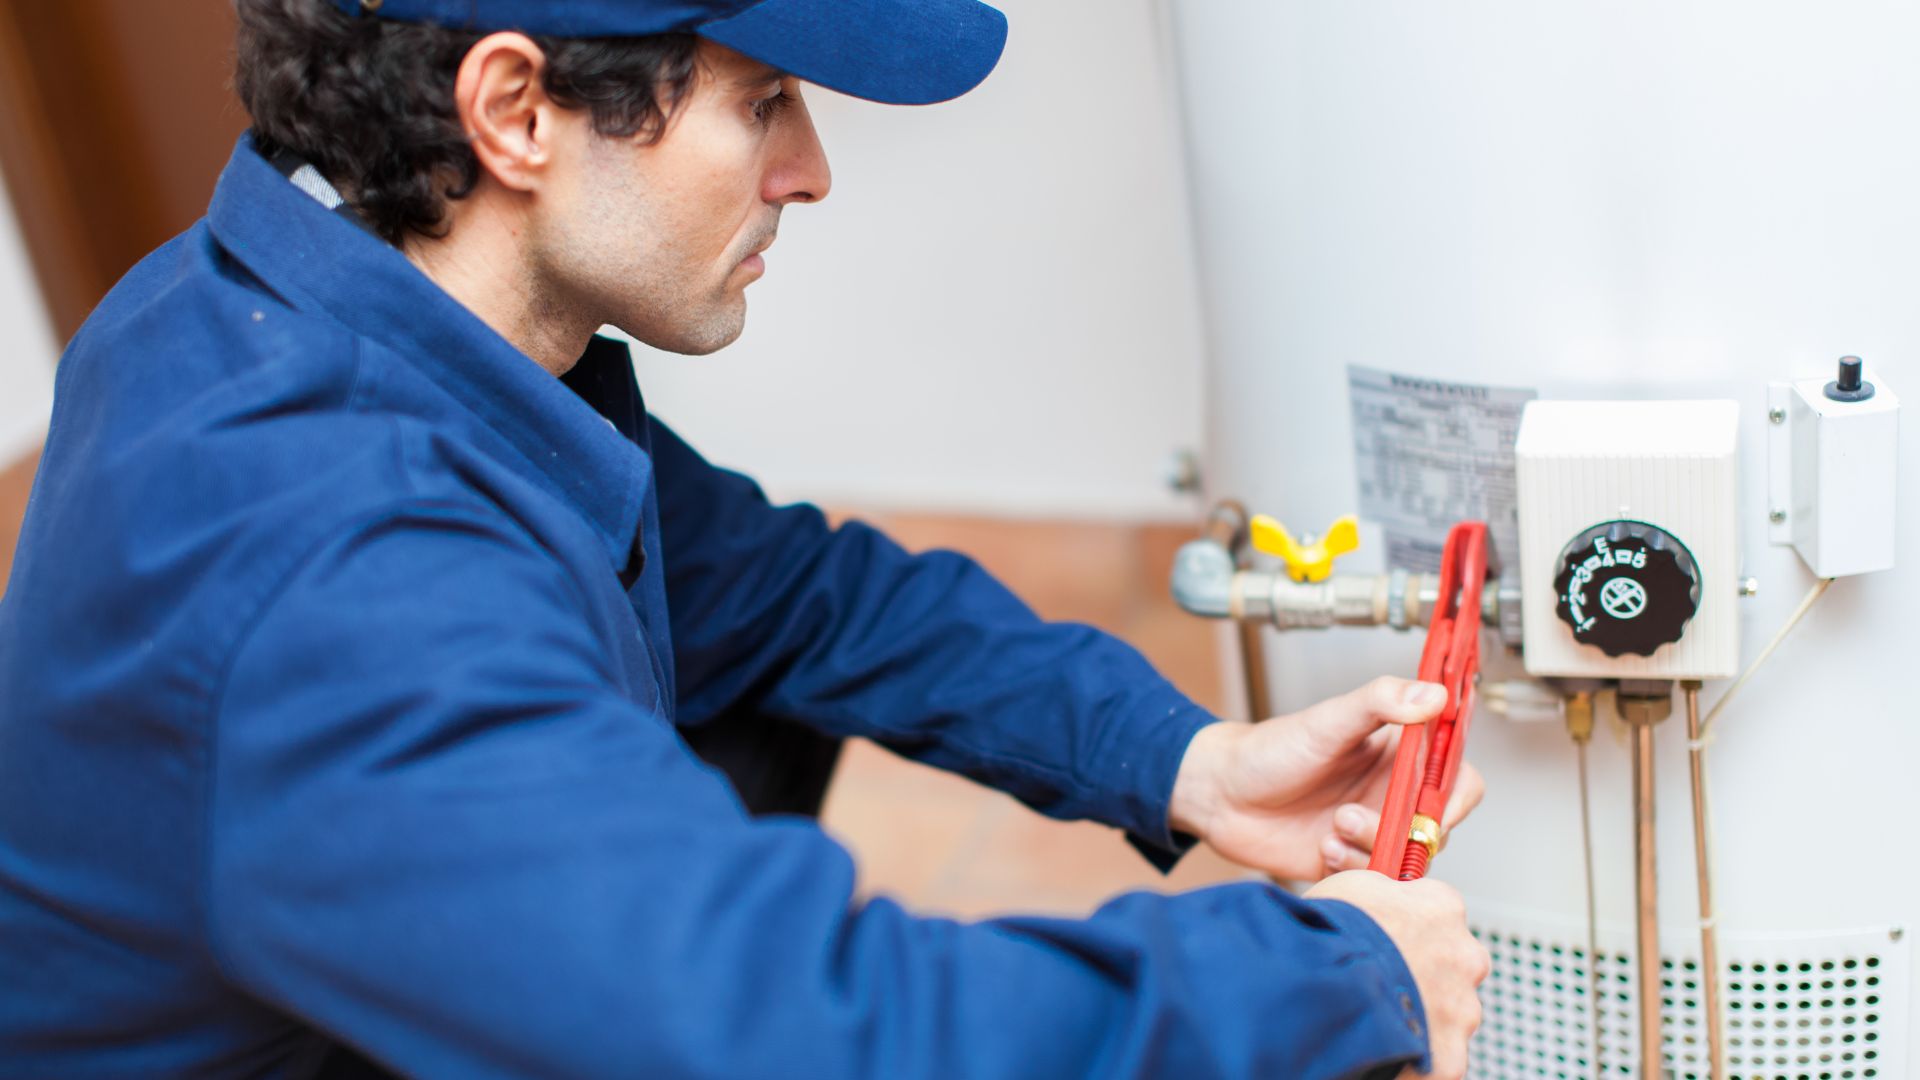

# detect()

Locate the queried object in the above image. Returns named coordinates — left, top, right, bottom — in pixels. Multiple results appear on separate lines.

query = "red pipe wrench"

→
left=1368, top=521, right=1491, bottom=881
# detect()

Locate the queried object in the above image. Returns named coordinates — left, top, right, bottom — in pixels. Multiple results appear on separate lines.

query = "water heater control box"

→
left=1514, top=400, right=1741, bottom=679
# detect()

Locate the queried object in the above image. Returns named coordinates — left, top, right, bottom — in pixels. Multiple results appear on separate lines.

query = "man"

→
left=0, top=0, right=1490, bottom=1076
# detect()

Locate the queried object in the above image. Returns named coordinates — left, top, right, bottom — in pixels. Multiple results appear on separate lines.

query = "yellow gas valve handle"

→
left=1249, top=514, right=1361, bottom=583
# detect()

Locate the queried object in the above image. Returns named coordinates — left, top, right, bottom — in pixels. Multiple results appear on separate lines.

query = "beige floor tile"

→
left=810, top=509, right=1256, bottom=920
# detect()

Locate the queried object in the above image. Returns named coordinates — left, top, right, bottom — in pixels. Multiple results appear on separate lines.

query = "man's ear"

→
left=454, top=32, right=562, bottom=193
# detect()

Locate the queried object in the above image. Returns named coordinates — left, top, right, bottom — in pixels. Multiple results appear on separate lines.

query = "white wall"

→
left=0, top=168, right=56, bottom=467
left=618, top=0, right=1207, bottom=520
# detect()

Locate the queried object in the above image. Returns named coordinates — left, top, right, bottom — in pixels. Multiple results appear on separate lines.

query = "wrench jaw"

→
left=1368, top=521, right=1491, bottom=882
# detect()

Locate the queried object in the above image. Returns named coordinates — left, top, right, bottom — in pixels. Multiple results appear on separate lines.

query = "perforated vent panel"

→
left=1467, top=903, right=1908, bottom=1079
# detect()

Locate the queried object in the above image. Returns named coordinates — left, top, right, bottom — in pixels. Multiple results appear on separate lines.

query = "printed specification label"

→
left=1348, top=365, right=1536, bottom=576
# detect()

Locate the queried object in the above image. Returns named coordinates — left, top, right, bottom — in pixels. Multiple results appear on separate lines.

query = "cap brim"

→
left=697, top=0, right=1007, bottom=106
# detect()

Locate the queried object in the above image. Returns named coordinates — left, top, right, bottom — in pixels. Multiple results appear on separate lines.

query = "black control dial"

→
left=1552, top=520, right=1701, bottom=658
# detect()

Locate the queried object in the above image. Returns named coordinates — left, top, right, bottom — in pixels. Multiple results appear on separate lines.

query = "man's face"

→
left=532, top=41, right=832, bottom=356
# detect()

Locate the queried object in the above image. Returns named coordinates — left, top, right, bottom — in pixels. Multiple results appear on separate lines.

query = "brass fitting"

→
left=1615, top=679, right=1675, bottom=726
left=1565, top=690, right=1595, bottom=744
left=1409, top=812, right=1444, bottom=858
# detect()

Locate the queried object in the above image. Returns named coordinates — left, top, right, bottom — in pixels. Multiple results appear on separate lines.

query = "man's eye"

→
left=750, top=88, right=796, bottom=126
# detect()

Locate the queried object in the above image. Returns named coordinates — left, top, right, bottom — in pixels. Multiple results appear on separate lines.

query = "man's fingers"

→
left=1321, top=802, right=1381, bottom=875
left=1287, top=676, right=1450, bottom=754
left=1440, top=762, right=1485, bottom=833
left=1334, top=802, right=1379, bottom=850
left=1318, top=833, right=1371, bottom=875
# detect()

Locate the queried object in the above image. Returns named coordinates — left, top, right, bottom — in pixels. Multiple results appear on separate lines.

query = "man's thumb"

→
left=1363, top=676, right=1448, bottom=726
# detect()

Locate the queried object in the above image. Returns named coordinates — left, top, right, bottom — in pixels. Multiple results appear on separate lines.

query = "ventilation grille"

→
left=1467, top=903, right=1908, bottom=1080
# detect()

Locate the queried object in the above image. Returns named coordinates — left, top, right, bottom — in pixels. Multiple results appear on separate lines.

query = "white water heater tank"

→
left=1163, top=2, right=1916, bottom=1076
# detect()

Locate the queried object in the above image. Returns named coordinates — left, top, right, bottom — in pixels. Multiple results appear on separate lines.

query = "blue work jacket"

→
left=0, top=137, right=1428, bottom=1079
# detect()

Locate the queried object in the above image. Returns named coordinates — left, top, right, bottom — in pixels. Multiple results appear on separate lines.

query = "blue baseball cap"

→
left=331, top=0, right=1008, bottom=106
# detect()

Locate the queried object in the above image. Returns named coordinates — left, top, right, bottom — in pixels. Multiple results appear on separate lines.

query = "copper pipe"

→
left=1205, top=499, right=1271, bottom=721
left=1683, top=681, right=1725, bottom=1080
left=1630, top=715, right=1662, bottom=1079
left=1202, top=499, right=1248, bottom=551
left=1233, top=621, right=1271, bottom=721
left=1566, top=690, right=1603, bottom=1077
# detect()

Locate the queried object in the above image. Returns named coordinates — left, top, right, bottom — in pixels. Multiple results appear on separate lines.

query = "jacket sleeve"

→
left=651, top=419, right=1213, bottom=856
left=209, top=499, right=1430, bottom=1080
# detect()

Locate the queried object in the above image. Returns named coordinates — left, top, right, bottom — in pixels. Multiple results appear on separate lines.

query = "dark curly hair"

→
left=234, top=0, right=700, bottom=244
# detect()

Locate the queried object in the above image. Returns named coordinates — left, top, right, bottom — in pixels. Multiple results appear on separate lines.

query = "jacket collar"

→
left=205, top=135, right=647, bottom=574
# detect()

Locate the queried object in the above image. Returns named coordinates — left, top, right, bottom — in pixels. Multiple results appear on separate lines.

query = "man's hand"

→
left=1306, top=870, right=1489, bottom=1079
left=1166, top=676, right=1486, bottom=882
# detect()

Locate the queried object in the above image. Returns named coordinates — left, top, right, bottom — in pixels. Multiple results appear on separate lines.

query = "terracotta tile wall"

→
left=0, top=451, right=36, bottom=599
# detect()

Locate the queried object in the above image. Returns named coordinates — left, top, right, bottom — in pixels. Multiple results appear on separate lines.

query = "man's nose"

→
left=765, top=89, right=832, bottom=206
